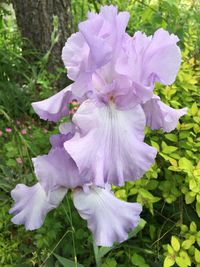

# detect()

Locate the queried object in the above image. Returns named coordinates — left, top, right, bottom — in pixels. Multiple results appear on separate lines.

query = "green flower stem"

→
left=62, top=199, right=78, bottom=267
left=93, top=241, right=102, bottom=267
left=66, top=198, right=78, bottom=267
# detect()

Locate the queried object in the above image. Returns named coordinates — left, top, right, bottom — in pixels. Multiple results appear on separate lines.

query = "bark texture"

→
left=12, top=0, right=72, bottom=72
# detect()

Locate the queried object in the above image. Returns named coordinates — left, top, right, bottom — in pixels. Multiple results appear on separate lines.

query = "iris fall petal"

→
left=73, top=186, right=142, bottom=247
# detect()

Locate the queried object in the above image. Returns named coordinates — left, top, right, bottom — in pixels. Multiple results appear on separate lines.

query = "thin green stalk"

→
left=40, top=229, right=71, bottom=266
left=93, top=241, right=102, bottom=267
left=63, top=198, right=78, bottom=267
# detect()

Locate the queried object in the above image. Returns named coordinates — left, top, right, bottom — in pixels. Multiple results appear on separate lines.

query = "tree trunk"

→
left=12, top=0, right=72, bottom=75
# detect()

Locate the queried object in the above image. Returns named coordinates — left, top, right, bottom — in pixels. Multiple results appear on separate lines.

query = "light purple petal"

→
left=59, top=121, right=76, bottom=135
left=73, top=186, right=142, bottom=247
left=78, top=5, right=129, bottom=69
left=71, top=72, right=93, bottom=97
left=89, top=77, right=136, bottom=108
left=50, top=134, right=70, bottom=149
left=102, top=6, right=130, bottom=34
left=62, top=31, right=94, bottom=97
left=50, top=122, right=76, bottom=149
left=9, top=183, right=67, bottom=230
left=143, top=29, right=181, bottom=85
left=115, top=33, right=154, bottom=102
left=99, top=5, right=118, bottom=19
left=116, top=32, right=152, bottom=83
left=116, top=28, right=181, bottom=99
left=32, top=86, right=72, bottom=122
left=64, top=100, right=157, bottom=187
left=142, top=95, right=187, bottom=132
left=62, top=32, right=90, bottom=81
left=62, top=6, right=130, bottom=98
left=33, top=147, right=86, bottom=191
left=88, top=70, right=150, bottom=108
left=99, top=5, right=130, bottom=60
left=79, top=16, right=112, bottom=68
left=132, top=82, right=153, bottom=104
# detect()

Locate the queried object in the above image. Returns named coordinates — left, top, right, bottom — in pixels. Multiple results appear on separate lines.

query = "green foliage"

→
left=163, top=222, right=200, bottom=267
left=0, top=4, right=66, bottom=119
left=54, top=253, right=85, bottom=267
left=0, top=0, right=200, bottom=266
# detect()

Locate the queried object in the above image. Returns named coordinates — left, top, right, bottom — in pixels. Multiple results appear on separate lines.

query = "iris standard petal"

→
left=143, top=28, right=181, bottom=85
left=62, top=32, right=89, bottom=80
left=79, top=16, right=112, bottom=68
left=9, top=183, right=67, bottom=230
left=142, top=95, right=187, bottom=132
left=73, top=186, right=142, bottom=247
left=79, top=5, right=129, bottom=69
left=116, top=28, right=181, bottom=100
left=64, top=100, right=157, bottom=187
left=62, top=6, right=130, bottom=98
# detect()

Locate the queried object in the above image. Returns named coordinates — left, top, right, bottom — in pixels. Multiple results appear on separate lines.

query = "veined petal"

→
left=79, top=5, right=129, bottom=70
left=79, top=16, right=112, bottom=68
left=64, top=100, right=157, bottom=187
left=142, top=95, right=187, bottom=132
left=62, top=32, right=89, bottom=80
left=116, top=28, right=181, bottom=93
left=32, top=86, right=72, bottom=122
left=61, top=6, right=131, bottom=99
left=9, top=183, right=67, bottom=230
left=33, top=147, right=86, bottom=191
left=143, top=28, right=181, bottom=85
left=73, top=186, right=142, bottom=247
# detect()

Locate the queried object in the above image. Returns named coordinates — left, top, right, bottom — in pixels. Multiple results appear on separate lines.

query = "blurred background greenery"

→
left=0, top=0, right=200, bottom=266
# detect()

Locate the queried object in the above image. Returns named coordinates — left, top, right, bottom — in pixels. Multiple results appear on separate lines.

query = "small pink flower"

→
left=21, top=129, right=27, bottom=135
left=43, top=129, right=48, bottom=133
left=28, top=126, right=32, bottom=130
left=0, top=130, right=3, bottom=136
left=30, top=135, right=33, bottom=139
left=16, top=157, right=23, bottom=164
left=16, top=120, right=21, bottom=125
left=5, top=128, right=12, bottom=133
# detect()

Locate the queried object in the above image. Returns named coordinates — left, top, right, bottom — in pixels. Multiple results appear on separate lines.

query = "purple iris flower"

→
left=10, top=5, right=187, bottom=247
